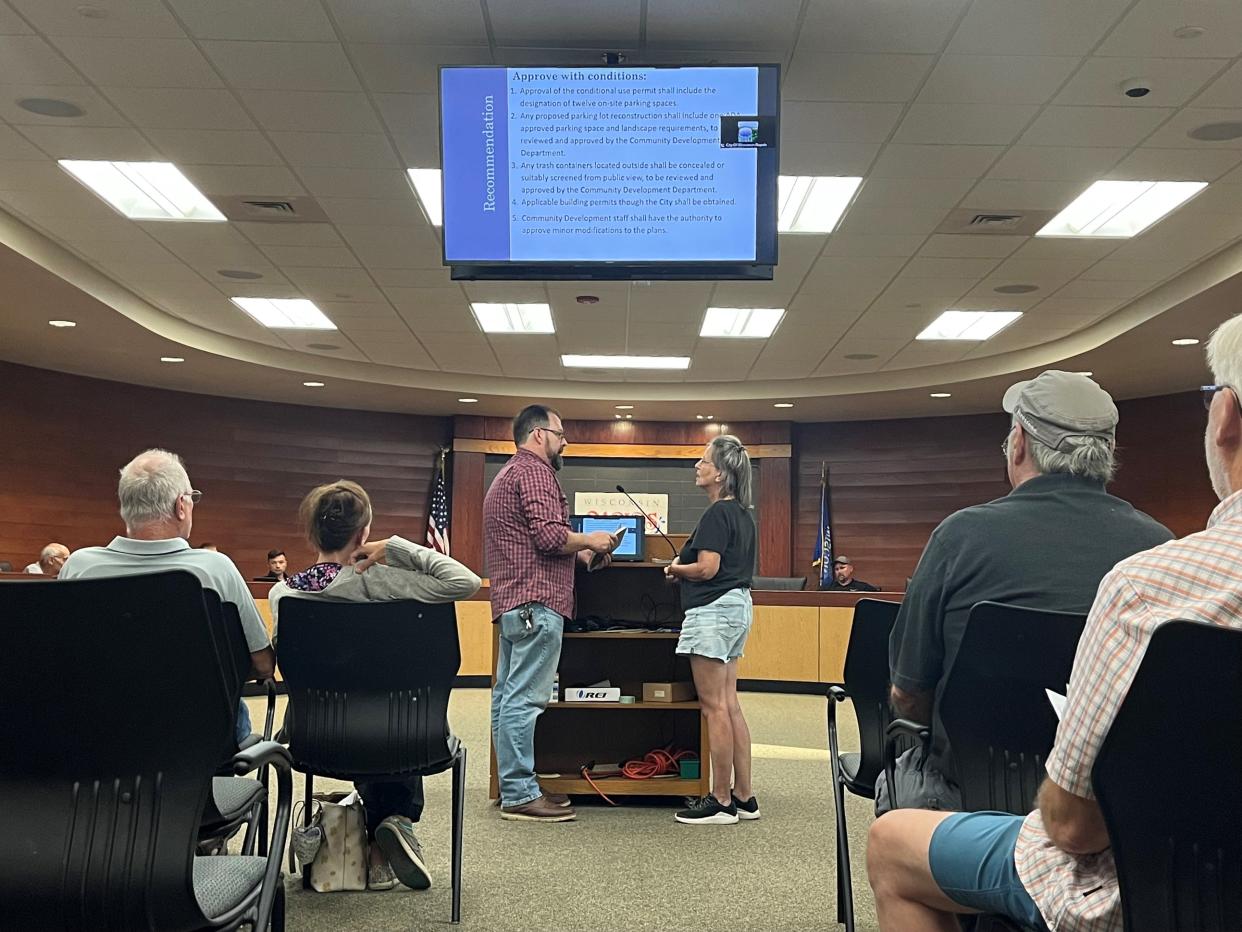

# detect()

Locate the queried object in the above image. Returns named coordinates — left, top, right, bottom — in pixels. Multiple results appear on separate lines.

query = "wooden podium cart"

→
left=488, top=563, right=710, bottom=800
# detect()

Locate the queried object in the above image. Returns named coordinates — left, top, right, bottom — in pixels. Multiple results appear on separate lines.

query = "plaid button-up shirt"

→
left=483, top=448, right=575, bottom=621
left=1015, top=489, right=1242, bottom=931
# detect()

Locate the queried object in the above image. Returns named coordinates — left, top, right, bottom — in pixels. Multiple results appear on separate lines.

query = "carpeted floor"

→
left=244, top=689, right=880, bottom=932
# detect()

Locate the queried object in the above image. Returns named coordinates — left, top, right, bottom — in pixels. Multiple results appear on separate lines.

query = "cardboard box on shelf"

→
left=642, top=681, right=696, bottom=703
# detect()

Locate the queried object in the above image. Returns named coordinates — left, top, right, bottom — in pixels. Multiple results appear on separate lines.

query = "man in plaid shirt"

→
left=865, top=313, right=1242, bottom=932
left=485, top=404, right=618, bottom=822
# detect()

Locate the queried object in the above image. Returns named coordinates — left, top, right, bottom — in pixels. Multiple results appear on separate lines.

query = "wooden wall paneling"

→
left=450, top=450, right=486, bottom=575
left=758, top=454, right=792, bottom=576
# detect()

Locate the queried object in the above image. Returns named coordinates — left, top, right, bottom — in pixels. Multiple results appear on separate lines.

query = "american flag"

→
left=426, top=450, right=451, bottom=555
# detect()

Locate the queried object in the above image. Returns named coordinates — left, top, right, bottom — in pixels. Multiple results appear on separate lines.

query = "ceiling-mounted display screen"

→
left=439, top=64, right=780, bottom=280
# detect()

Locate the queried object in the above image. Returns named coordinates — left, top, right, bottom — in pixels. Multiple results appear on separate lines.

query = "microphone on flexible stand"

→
left=615, top=484, right=680, bottom=560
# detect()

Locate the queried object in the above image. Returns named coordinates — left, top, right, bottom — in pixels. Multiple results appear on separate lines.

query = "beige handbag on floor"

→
left=298, top=790, right=368, bottom=892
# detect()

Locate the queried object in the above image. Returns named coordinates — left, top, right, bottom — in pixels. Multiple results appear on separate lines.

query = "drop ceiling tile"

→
left=236, top=90, right=385, bottom=134
left=1055, top=56, right=1226, bottom=108
left=234, top=222, right=343, bottom=246
left=895, top=103, right=1038, bottom=146
left=988, top=256, right=1096, bottom=284
left=853, top=177, right=974, bottom=209
left=0, top=84, right=128, bottom=126
left=875, top=276, right=977, bottom=303
left=180, top=164, right=306, bottom=197
left=1097, top=0, right=1242, bottom=59
left=0, top=36, right=82, bottom=84
left=949, top=288, right=1045, bottom=310
left=268, top=132, right=401, bottom=170
left=1142, top=108, right=1242, bottom=149
left=144, top=129, right=283, bottom=166
left=276, top=330, right=370, bottom=361
left=1191, top=184, right=1242, bottom=213
left=350, top=44, right=487, bottom=94
left=1194, top=60, right=1242, bottom=108
left=918, top=234, right=1024, bottom=259
left=640, top=48, right=768, bottom=64
left=0, top=161, right=84, bottom=195
left=902, top=256, right=1002, bottom=278
left=0, top=185, right=123, bottom=221
left=987, top=146, right=1128, bottom=181
left=259, top=244, right=361, bottom=268
left=1079, top=259, right=1187, bottom=281
left=73, top=236, right=180, bottom=267
left=51, top=37, right=222, bottom=88
left=948, top=0, right=1131, bottom=56
left=103, top=87, right=255, bottom=130
left=372, top=92, right=440, bottom=167
left=1031, top=296, right=1119, bottom=317
left=371, top=268, right=453, bottom=288
left=783, top=52, right=933, bottom=102
left=1010, top=237, right=1119, bottom=260
left=799, top=0, right=971, bottom=54
left=919, top=55, right=1079, bottom=105
left=201, top=41, right=361, bottom=91
left=0, top=124, right=44, bottom=159
left=296, top=167, right=412, bottom=200
left=167, top=0, right=336, bottom=41
left=107, top=260, right=212, bottom=284
left=837, top=206, right=951, bottom=235
left=325, top=0, right=489, bottom=44
left=339, top=224, right=443, bottom=269
left=283, top=266, right=386, bottom=302
left=1053, top=278, right=1151, bottom=300
left=781, top=102, right=904, bottom=144
left=819, top=233, right=927, bottom=257
left=962, top=179, right=1085, bottom=210
left=0, top=3, right=33, bottom=34
left=354, top=337, right=437, bottom=369
left=779, top=141, right=879, bottom=177
left=11, top=0, right=184, bottom=37
left=1018, top=106, right=1173, bottom=148
left=869, top=144, right=1003, bottom=179
left=16, top=124, right=162, bottom=161
left=496, top=0, right=641, bottom=44
left=30, top=213, right=152, bottom=243
left=1108, top=147, right=1242, bottom=182
left=324, top=301, right=404, bottom=323
left=317, top=196, right=427, bottom=226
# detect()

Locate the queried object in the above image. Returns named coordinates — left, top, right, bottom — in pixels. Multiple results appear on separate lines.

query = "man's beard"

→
left=550, top=451, right=564, bottom=471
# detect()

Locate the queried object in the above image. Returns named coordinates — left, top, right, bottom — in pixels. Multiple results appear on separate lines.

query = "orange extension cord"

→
left=580, top=746, right=699, bottom=805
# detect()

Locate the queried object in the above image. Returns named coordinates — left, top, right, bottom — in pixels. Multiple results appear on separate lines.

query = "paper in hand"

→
left=587, top=525, right=627, bottom=572
left=1045, top=688, right=1068, bottom=721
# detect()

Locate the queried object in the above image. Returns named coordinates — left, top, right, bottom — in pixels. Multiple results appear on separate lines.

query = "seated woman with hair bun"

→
left=268, top=479, right=480, bottom=892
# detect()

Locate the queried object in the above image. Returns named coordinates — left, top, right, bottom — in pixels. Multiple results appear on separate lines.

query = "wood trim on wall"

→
left=758, top=453, right=792, bottom=576
left=453, top=438, right=791, bottom=459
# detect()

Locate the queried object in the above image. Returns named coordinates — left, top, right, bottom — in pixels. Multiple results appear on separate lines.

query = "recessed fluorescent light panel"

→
left=407, top=169, right=442, bottom=226
left=1037, top=180, right=1207, bottom=238
left=701, top=307, right=785, bottom=338
left=777, top=175, right=861, bottom=233
left=916, top=310, right=1022, bottom=341
left=231, top=297, right=337, bottom=330
left=561, top=355, right=691, bottom=370
left=59, top=160, right=224, bottom=221
left=471, top=303, right=554, bottom=334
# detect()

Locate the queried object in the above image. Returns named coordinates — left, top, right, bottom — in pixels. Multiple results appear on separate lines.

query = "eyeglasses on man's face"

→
left=534, top=425, right=566, bottom=442
left=1201, top=384, right=1242, bottom=412
left=182, top=489, right=203, bottom=504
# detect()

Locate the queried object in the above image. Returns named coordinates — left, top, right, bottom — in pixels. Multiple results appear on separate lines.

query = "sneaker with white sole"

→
left=374, top=816, right=432, bottom=890
left=732, top=794, right=761, bottom=820
left=674, top=794, right=738, bottom=825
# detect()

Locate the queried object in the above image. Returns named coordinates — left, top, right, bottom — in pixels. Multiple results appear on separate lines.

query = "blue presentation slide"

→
left=441, top=67, right=762, bottom=263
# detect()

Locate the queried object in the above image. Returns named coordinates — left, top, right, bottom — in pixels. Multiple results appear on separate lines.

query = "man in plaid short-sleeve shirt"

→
left=484, top=404, right=618, bottom=822
left=865, top=313, right=1242, bottom=932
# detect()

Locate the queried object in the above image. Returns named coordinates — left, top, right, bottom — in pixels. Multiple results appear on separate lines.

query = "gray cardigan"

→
left=267, top=535, right=481, bottom=635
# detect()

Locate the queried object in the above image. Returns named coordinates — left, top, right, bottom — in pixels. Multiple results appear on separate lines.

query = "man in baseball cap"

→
left=877, top=370, right=1171, bottom=815
left=827, top=554, right=880, bottom=592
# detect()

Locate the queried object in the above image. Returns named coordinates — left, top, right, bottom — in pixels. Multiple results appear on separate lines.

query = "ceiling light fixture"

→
left=700, top=307, right=785, bottom=338
left=696, top=414, right=705, bottom=420
left=930, top=392, right=952, bottom=398
left=615, top=405, right=634, bottom=410
left=160, top=356, right=184, bottom=363
left=777, top=175, right=862, bottom=233
left=1076, top=371, right=1094, bottom=377
left=1037, top=180, right=1206, bottom=238
left=59, top=160, right=225, bottom=221
left=1171, top=338, right=1200, bottom=346
left=561, top=354, right=690, bottom=369
left=48, top=319, right=76, bottom=328
left=303, top=381, right=325, bottom=388
left=231, top=297, right=336, bottom=330
left=773, top=402, right=794, bottom=408
left=458, top=397, right=479, bottom=403
left=844, top=352, right=878, bottom=361
left=406, top=168, right=442, bottom=226
left=624, top=414, right=632, bottom=419
left=993, top=284, right=1039, bottom=295
left=19, top=98, right=84, bottom=118
left=471, top=302, right=555, bottom=334
left=917, top=310, right=1022, bottom=341
left=1188, top=121, right=1242, bottom=142
left=217, top=269, right=264, bottom=280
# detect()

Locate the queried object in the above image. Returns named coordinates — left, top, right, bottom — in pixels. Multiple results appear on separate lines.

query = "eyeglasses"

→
left=182, top=489, right=203, bottom=504
left=1201, top=384, right=1242, bottom=412
left=533, top=426, right=566, bottom=441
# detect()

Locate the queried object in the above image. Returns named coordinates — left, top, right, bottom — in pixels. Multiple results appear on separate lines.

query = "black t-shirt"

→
left=827, top=578, right=880, bottom=592
left=678, top=499, right=756, bottom=610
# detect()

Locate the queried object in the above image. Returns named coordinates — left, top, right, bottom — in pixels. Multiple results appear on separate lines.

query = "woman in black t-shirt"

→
left=665, top=434, right=759, bottom=825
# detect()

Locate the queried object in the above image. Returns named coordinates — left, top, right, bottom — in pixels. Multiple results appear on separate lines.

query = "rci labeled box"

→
left=642, top=681, right=696, bottom=703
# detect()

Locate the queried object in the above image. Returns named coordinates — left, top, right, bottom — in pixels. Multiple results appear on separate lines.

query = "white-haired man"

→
left=61, top=449, right=274, bottom=743
left=878, top=370, right=1172, bottom=813
left=866, top=319, right=1242, bottom=931
left=24, top=542, right=69, bottom=576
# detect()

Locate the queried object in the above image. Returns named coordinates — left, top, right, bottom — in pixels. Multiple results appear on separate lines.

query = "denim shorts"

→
left=928, top=812, right=1051, bottom=932
left=676, top=587, right=752, bottom=661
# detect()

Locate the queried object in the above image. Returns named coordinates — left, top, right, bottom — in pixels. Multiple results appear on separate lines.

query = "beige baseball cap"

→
left=1003, top=370, right=1118, bottom=452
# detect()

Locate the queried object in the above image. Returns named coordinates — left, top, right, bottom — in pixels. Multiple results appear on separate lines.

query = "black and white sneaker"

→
left=732, top=794, right=761, bottom=821
left=674, top=794, right=738, bottom=825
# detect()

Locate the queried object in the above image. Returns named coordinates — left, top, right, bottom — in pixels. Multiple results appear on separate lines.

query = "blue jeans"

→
left=491, top=604, right=563, bottom=807
left=235, top=698, right=252, bottom=745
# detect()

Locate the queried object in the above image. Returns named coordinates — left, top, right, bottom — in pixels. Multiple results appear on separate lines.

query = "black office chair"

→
left=751, top=575, right=807, bottom=590
left=937, top=602, right=1086, bottom=815
left=276, top=597, right=467, bottom=923
left=826, top=597, right=903, bottom=932
left=0, top=570, right=293, bottom=931
left=1093, top=621, right=1242, bottom=932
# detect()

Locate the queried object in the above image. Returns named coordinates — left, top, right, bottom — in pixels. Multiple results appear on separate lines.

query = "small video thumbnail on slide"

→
left=719, top=115, right=775, bottom=148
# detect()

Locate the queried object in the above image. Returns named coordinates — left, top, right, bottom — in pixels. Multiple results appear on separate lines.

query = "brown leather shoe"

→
left=500, top=795, right=577, bottom=822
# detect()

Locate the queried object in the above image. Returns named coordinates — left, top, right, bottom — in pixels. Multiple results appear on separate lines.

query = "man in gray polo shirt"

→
left=877, top=371, right=1172, bottom=813
left=61, top=448, right=274, bottom=744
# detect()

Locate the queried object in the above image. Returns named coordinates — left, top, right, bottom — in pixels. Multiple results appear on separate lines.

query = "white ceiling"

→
left=1, top=0, right=1241, bottom=420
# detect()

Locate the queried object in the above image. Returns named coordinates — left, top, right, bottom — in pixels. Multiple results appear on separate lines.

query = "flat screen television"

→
left=571, top=514, right=646, bottom=561
left=438, top=64, right=780, bottom=281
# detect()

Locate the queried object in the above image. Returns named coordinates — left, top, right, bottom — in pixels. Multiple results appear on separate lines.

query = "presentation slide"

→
left=440, top=66, right=777, bottom=264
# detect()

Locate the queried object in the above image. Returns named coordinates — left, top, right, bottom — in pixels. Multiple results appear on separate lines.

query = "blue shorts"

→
left=928, top=812, right=1050, bottom=932
left=676, top=587, right=752, bottom=661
